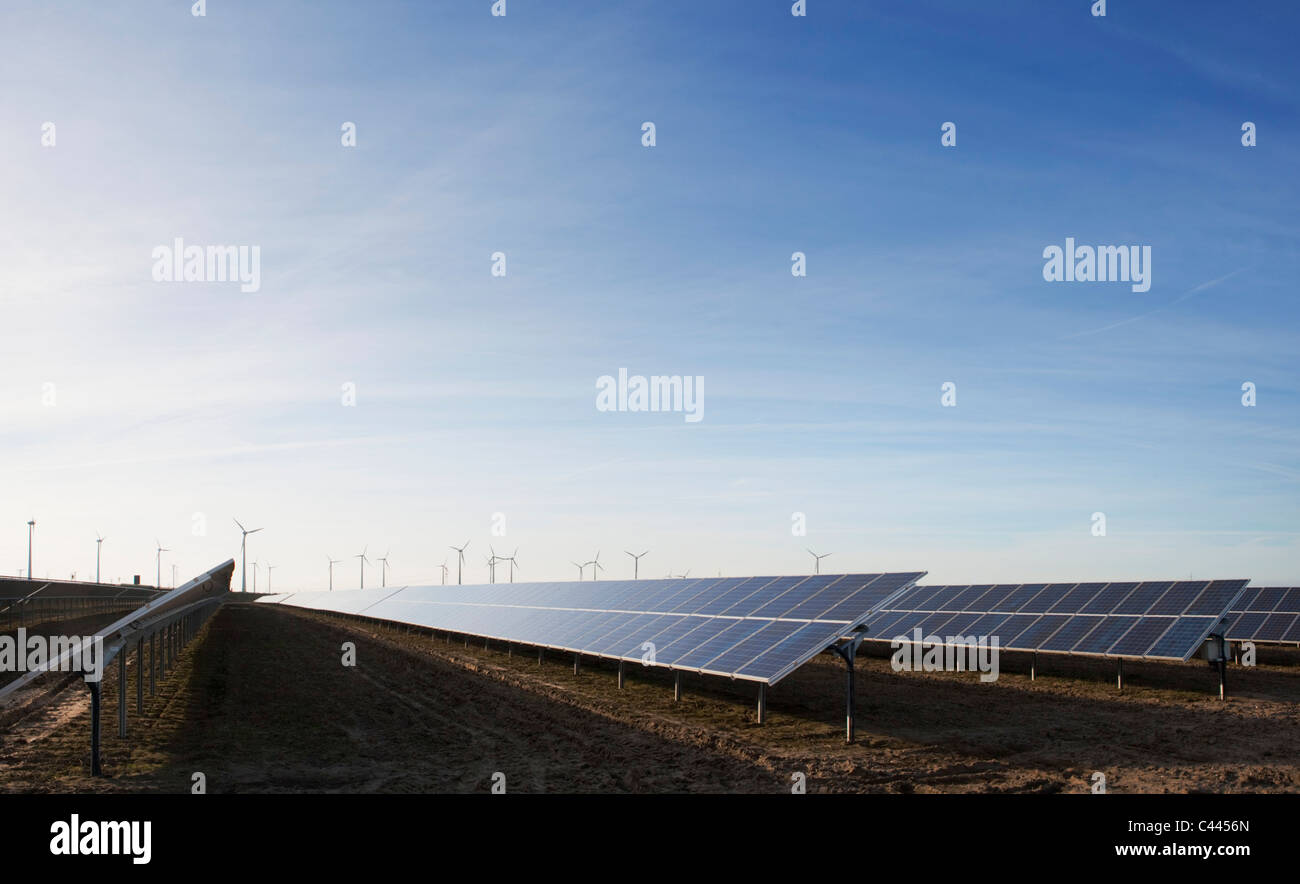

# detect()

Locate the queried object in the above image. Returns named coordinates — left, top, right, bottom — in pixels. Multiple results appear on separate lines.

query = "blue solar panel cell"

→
left=956, top=585, right=997, bottom=611
left=817, top=574, right=919, bottom=621
left=614, top=615, right=690, bottom=657
left=635, top=616, right=706, bottom=652
left=1106, top=617, right=1174, bottom=657
left=775, top=575, right=870, bottom=621
left=878, top=585, right=926, bottom=610
left=878, top=612, right=927, bottom=641
left=1280, top=589, right=1300, bottom=612
left=913, top=613, right=957, bottom=636
left=588, top=614, right=660, bottom=655
left=1248, top=587, right=1286, bottom=612
left=898, top=584, right=950, bottom=611
left=1149, top=581, right=1204, bottom=616
left=719, top=576, right=804, bottom=617
left=1005, top=615, right=1069, bottom=650
left=1112, top=583, right=1171, bottom=615
left=1229, top=587, right=1260, bottom=613
left=1185, top=580, right=1248, bottom=617
left=990, top=614, right=1042, bottom=648
left=864, top=610, right=910, bottom=639
left=736, top=624, right=838, bottom=681
left=700, top=621, right=804, bottom=674
left=962, top=585, right=1012, bottom=611
left=547, top=611, right=608, bottom=647
left=652, top=618, right=733, bottom=664
left=1078, top=582, right=1138, bottom=615
left=746, top=575, right=843, bottom=618
left=1073, top=616, right=1140, bottom=655
left=1046, top=584, right=1104, bottom=614
left=1037, top=616, right=1105, bottom=652
left=1284, top=618, right=1300, bottom=644
left=1144, top=617, right=1215, bottom=660
left=937, top=612, right=983, bottom=636
left=671, top=578, right=746, bottom=614
left=1255, top=613, right=1298, bottom=642
left=1226, top=611, right=1268, bottom=641
left=1003, top=585, right=1048, bottom=612
left=668, top=619, right=768, bottom=669
left=965, top=613, right=1011, bottom=639
left=934, top=587, right=973, bottom=611
left=567, top=611, right=633, bottom=647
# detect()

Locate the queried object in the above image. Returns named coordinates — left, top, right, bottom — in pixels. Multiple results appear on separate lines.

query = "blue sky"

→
left=1, top=0, right=1296, bottom=590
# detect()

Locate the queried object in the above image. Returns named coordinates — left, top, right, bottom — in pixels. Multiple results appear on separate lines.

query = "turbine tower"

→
left=439, top=559, right=449, bottom=585
left=571, top=560, right=585, bottom=580
left=500, top=548, right=519, bottom=583
left=378, top=551, right=391, bottom=588
left=355, top=547, right=370, bottom=589
left=251, top=560, right=259, bottom=592
left=327, top=556, right=340, bottom=591
left=234, top=518, right=263, bottom=592
left=807, top=548, right=831, bottom=575
left=26, top=519, right=35, bottom=582
left=584, top=551, right=604, bottom=582
left=449, top=541, right=470, bottom=585
left=95, top=532, right=105, bottom=584
left=625, top=549, right=648, bottom=579
left=266, top=562, right=275, bottom=594
left=155, top=539, right=170, bottom=590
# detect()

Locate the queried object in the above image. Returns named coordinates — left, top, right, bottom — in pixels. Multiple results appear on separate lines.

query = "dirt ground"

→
left=1, top=601, right=1297, bottom=793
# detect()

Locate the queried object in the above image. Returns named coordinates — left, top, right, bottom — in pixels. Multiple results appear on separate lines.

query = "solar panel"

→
left=1226, top=587, right=1300, bottom=644
left=1255, top=614, right=1297, bottom=642
left=1046, top=583, right=1103, bottom=614
left=259, top=572, right=925, bottom=685
left=864, top=580, right=1248, bottom=661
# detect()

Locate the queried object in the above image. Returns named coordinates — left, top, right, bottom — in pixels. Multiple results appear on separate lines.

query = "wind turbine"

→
left=584, top=551, right=604, bottom=582
left=355, top=547, right=370, bottom=589
left=571, top=560, right=585, bottom=580
left=500, top=548, right=519, bottom=583
left=95, top=532, right=105, bottom=584
left=485, top=546, right=501, bottom=584
left=625, top=549, right=648, bottom=579
left=156, top=539, right=170, bottom=589
left=378, top=551, right=392, bottom=588
left=234, top=518, right=263, bottom=592
left=327, top=556, right=340, bottom=591
left=807, top=548, right=831, bottom=575
left=26, top=519, right=35, bottom=582
left=449, top=541, right=469, bottom=585
left=171, top=563, right=179, bottom=588
left=266, top=562, right=276, bottom=594
left=251, top=559, right=259, bottom=592
left=438, top=559, right=449, bottom=585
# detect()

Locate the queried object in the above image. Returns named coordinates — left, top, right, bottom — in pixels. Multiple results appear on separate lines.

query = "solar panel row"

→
left=259, top=572, right=924, bottom=685
left=863, top=580, right=1248, bottom=662
left=1226, top=587, right=1300, bottom=644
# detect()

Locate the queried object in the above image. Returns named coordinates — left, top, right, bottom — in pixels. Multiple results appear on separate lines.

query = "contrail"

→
left=1061, top=267, right=1247, bottom=340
